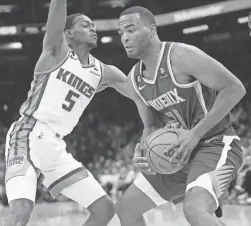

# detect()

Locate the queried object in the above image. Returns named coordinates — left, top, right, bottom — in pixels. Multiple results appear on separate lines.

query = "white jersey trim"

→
left=97, top=61, right=104, bottom=89
left=167, top=43, right=199, bottom=88
left=34, top=51, right=70, bottom=75
left=130, top=66, right=150, bottom=106
left=193, top=82, right=208, bottom=115
left=81, top=54, right=96, bottom=68
left=140, top=42, right=166, bottom=84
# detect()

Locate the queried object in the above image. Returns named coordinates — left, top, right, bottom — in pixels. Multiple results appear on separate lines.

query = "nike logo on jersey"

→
left=56, top=68, right=95, bottom=98
left=138, top=85, right=146, bottom=90
left=147, top=88, right=186, bottom=111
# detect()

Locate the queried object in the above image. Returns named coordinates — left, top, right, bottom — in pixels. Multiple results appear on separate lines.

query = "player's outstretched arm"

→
left=99, top=64, right=129, bottom=97
left=173, top=43, right=246, bottom=139
left=42, top=0, right=68, bottom=52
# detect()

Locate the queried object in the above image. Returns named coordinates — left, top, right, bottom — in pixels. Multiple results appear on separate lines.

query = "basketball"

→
left=143, top=128, right=184, bottom=174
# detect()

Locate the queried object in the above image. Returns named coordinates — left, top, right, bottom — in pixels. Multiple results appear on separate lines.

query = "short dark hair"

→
left=65, top=13, right=83, bottom=30
left=120, top=6, right=156, bottom=26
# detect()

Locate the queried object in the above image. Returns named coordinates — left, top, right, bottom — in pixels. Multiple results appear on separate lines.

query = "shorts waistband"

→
left=17, top=116, right=64, bottom=140
left=40, top=122, right=64, bottom=140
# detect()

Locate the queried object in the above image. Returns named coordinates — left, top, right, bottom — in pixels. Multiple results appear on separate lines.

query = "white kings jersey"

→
left=20, top=51, right=102, bottom=136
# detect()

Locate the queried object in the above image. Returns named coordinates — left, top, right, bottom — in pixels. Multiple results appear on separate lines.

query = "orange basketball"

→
left=143, top=128, right=184, bottom=174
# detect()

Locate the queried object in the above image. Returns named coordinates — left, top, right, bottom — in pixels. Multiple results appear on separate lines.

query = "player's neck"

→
left=71, top=45, right=91, bottom=66
left=141, top=39, right=163, bottom=77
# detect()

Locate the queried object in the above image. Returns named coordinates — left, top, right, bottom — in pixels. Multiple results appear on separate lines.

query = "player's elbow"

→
left=235, top=81, right=246, bottom=99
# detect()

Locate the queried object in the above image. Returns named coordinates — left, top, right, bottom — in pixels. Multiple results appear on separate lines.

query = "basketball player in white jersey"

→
left=4, top=1, right=129, bottom=226
left=116, top=6, right=246, bottom=226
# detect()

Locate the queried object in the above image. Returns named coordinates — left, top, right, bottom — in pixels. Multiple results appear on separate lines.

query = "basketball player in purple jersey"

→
left=4, top=0, right=129, bottom=226
left=116, top=6, right=246, bottom=226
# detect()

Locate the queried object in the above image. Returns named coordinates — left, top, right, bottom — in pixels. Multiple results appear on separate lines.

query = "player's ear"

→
left=64, top=29, right=74, bottom=39
left=149, top=24, right=157, bottom=38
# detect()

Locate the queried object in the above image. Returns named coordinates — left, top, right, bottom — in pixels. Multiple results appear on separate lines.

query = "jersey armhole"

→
left=97, top=61, right=104, bottom=89
left=167, top=43, right=199, bottom=88
left=34, top=50, right=70, bottom=75
left=130, top=66, right=150, bottom=106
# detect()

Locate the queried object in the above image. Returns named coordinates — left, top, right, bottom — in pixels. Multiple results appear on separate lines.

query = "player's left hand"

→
left=163, top=128, right=201, bottom=166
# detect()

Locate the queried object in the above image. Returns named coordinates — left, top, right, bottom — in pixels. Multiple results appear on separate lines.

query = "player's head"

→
left=64, top=13, right=97, bottom=49
left=118, top=6, right=157, bottom=59
left=248, top=12, right=251, bottom=30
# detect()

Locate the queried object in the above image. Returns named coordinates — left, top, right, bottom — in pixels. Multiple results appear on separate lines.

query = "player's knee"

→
left=87, top=195, right=115, bottom=222
left=183, top=196, right=202, bottom=220
left=183, top=187, right=216, bottom=221
left=8, top=198, right=34, bottom=225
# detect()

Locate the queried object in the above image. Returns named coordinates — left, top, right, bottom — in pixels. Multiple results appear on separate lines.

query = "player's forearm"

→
left=110, top=81, right=130, bottom=97
left=192, top=83, right=246, bottom=139
left=140, top=126, right=156, bottom=146
left=45, top=0, right=67, bottom=45
left=103, top=64, right=129, bottom=97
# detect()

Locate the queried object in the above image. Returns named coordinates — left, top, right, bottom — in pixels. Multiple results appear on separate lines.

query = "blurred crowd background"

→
left=0, top=0, right=251, bottom=209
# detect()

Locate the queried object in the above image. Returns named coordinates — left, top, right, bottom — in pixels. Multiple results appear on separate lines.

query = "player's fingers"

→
left=184, top=155, right=190, bottom=165
left=164, top=143, right=178, bottom=156
left=143, top=170, right=156, bottom=175
left=172, top=121, right=181, bottom=128
left=133, top=157, right=148, bottom=163
left=134, top=164, right=156, bottom=175
left=177, top=147, right=188, bottom=166
left=165, top=124, right=172, bottom=129
left=134, top=143, right=142, bottom=157
left=169, top=144, right=184, bottom=163
left=163, top=128, right=177, bottom=133
left=135, top=163, right=149, bottom=169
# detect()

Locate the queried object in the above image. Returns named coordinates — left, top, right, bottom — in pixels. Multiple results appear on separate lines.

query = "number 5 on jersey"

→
left=62, top=90, right=80, bottom=112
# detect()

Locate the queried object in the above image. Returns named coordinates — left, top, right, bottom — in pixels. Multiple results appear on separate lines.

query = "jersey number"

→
left=62, top=90, right=80, bottom=112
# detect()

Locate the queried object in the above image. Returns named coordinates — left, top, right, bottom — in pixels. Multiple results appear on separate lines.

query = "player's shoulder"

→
left=96, top=61, right=127, bottom=84
left=92, top=56, right=117, bottom=73
left=126, top=64, right=142, bottom=98
left=128, top=61, right=140, bottom=81
left=170, top=42, right=201, bottom=60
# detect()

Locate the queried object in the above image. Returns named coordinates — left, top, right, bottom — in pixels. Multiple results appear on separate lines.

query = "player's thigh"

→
left=186, top=134, right=243, bottom=209
left=28, top=121, right=90, bottom=201
left=139, top=164, right=188, bottom=203
left=116, top=170, right=187, bottom=218
left=61, top=170, right=108, bottom=209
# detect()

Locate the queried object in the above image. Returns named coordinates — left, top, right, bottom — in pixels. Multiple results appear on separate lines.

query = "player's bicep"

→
left=135, top=99, right=156, bottom=128
left=175, top=44, right=244, bottom=91
left=35, top=35, right=69, bottom=73
left=42, top=0, right=67, bottom=52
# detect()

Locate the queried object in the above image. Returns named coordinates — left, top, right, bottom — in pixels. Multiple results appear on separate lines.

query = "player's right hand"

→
left=133, top=143, right=156, bottom=175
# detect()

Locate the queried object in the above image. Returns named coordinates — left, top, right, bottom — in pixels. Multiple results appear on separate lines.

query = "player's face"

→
left=118, top=13, right=152, bottom=59
left=248, top=12, right=251, bottom=30
left=71, top=15, right=98, bottom=48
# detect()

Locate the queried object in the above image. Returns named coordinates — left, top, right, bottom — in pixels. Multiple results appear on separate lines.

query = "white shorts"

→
left=5, top=116, right=106, bottom=206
